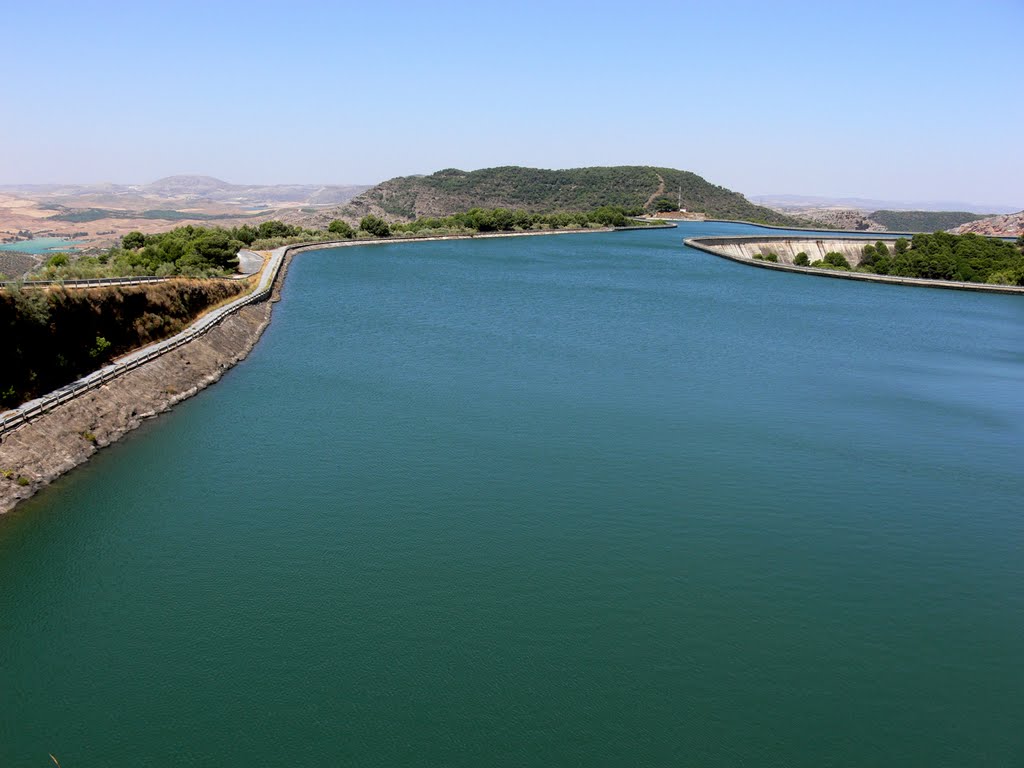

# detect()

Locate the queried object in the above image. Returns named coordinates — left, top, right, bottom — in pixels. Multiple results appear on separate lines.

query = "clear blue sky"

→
left=3, top=0, right=1021, bottom=207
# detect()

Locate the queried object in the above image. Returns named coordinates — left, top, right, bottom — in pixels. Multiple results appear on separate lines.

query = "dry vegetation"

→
left=2, top=278, right=249, bottom=407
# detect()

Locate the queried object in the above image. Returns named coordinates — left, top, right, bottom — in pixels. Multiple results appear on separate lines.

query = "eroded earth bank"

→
left=0, top=261, right=291, bottom=514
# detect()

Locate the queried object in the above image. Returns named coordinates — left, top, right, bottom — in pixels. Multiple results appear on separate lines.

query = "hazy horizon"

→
left=2, top=172, right=1018, bottom=214
left=4, top=0, right=1021, bottom=207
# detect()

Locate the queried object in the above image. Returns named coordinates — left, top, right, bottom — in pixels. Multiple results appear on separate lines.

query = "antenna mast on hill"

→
left=678, top=187, right=683, bottom=211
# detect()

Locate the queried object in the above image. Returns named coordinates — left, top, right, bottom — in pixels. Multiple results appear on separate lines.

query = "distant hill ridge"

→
left=869, top=210, right=990, bottom=232
left=752, top=206, right=999, bottom=234
left=305, top=166, right=801, bottom=227
left=0, top=176, right=373, bottom=207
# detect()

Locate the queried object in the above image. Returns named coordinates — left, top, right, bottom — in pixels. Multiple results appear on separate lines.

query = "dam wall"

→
left=685, top=236, right=1024, bottom=295
left=691, top=236, right=902, bottom=266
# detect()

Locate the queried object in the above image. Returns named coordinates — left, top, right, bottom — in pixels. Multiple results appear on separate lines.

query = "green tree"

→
left=823, top=252, right=851, bottom=269
left=359, top=215, right=391, bottom=237
left=894, top=237, right=909, bottom=255
left=328, top=220, right=354, bottom=238
left=189, top=230, right=242, bottom=271
left=590, top=206, right=629, bottom=227
left=122, top=231, right=146, bottom=250
left=653, top=197, right=677, bottom=212
left=257, top=220, right=299, bottom=239
left=793, top=252, right=810, bottom=266
left=232, top=224, right=259, bottom=245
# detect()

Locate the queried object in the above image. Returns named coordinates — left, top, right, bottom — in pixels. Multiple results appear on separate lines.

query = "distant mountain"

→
left=952, top=211, right=1024, bottom=237
left=304, top=166, right=802, bottom=227
left=139, top=175, right=236, bottom=196
left=0, top=177, right=373, bottom=208
left=752, top=194, right=1020, bottom=215
left=757, top=206, right=994, bottom=234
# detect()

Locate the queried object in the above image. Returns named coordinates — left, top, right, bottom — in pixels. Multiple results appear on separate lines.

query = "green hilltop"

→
left=306, top=166, right=802, bottom=227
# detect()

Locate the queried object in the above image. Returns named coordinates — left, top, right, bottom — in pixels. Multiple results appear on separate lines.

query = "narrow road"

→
left=644, top=173, right=666, bottom=210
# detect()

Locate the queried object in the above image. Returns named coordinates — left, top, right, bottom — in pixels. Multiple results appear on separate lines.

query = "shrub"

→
left=122, top=231, right=146, bottom=250
left=824, top=252, right=851, bottom=269
left=793, top=252, right=810, bottom=266
left=359, top=215, right=391, bottom=238
left=328, top=220, right=354, bottom=238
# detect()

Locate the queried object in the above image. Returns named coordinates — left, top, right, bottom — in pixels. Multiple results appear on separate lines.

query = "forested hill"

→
left=868, top=210, right=990, bottom=232
left=302, top=166, right=802, bottom=227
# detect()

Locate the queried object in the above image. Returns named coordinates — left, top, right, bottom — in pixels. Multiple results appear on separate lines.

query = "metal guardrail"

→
left=1, top=224, right=682, bottom=437
left=0, top=246, right=288, bottom=437
left=0, top=274, right=244, bottom=289
left=0, top=275, right=174, bottom=289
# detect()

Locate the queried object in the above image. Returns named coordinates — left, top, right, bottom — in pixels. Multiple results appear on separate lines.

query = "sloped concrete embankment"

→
left=685, top=236, right=1024, bottom=295
left=692, top=236, right=901, bottom=266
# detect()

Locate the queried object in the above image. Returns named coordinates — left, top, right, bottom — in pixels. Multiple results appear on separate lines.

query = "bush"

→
left=257, top=220, right=300, bottom=239
left=328, top=220, right=354, bottom=238
left=793, top=252, right=810, bottom=266
left=359, top=215, right=392, bottom=237
left=122, top=231, right=146, bottom=250
left=824, top=252, right=851, bottom=269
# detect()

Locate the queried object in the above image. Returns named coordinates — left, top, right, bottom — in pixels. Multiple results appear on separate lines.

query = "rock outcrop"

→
left=953, top=211, right=1024, bottom=237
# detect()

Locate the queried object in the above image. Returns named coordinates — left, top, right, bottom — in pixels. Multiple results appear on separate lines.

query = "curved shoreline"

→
left=654, top=216, right=922, bottom=237
left=0, top=224, right=675, bottom=514
left=685, top=235, right=1024, bottom=295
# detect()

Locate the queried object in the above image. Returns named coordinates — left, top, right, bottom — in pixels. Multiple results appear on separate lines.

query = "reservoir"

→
left=0, top=237, right=78, bottom=254
left=2, top=222, right=1022, bottom=766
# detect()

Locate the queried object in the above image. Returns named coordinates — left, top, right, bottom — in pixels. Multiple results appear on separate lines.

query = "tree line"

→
left=858, top=233, right=1024, bottom=284
left=25, top=205, right=652, bottom=282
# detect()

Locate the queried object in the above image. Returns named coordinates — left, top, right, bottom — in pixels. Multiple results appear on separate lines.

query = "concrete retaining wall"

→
left=696, top=236, right=903, bottom=266
left=685, top=236, right=1024, bottom=295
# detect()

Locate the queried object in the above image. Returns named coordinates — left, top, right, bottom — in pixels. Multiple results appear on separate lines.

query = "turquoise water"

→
left=2, top=223, right=1022, bottom=766
left=0, top=237, right=77, bottom=254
